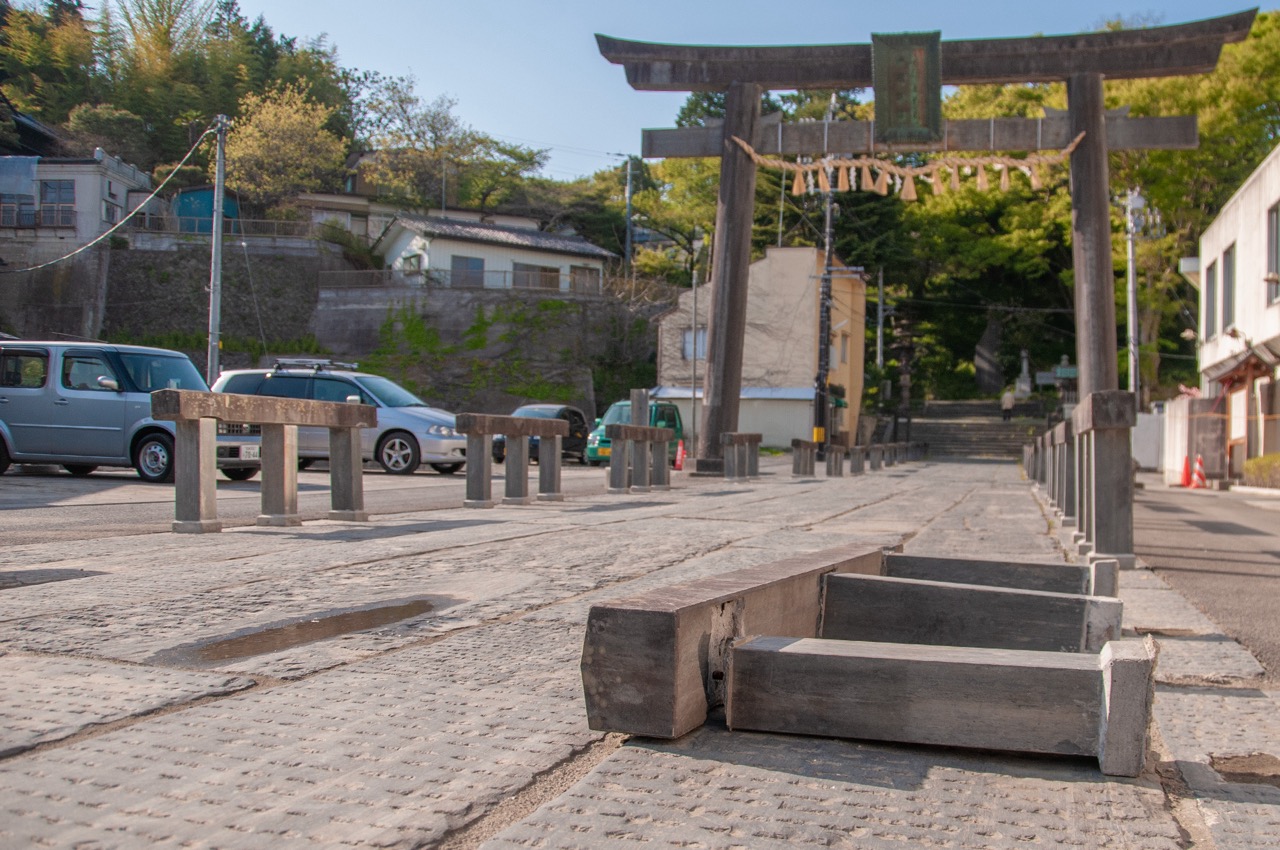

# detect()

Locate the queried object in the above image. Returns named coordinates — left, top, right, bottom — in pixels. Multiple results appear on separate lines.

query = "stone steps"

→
left=908, top=417, right=1040, bottom=458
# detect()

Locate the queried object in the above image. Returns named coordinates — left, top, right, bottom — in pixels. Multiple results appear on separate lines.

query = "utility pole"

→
left=876, top=268, right=885, bottom=369
left=206, top=114, right=229, bottom=384
left=624, top=157, right=634, bottom=278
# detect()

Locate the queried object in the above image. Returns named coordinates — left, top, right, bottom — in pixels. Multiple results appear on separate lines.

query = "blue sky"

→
left=240, top=1, right=1268, bottom=181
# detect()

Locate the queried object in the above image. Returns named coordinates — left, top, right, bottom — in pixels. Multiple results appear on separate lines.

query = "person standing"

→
left=1001, top=388, right=1015, bottom=421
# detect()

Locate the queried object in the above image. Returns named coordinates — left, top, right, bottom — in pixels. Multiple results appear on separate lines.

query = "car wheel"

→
left=63, top=464, right=98, bottom=476
left=134, top=432, right=175, bottom=483
left=376, top=431, right=420, bottom=474
left=297, top=458, right=315, bottom=470
left=222, top=468, right=258, bottom=481
left=0, top=439, right=11, bottom=475
left=491, top=450, right=505, bottom=464
left=430, top=463, right=463, bottom=475
left=588, top=459, right=603, bottom=467
left=577, top=453, right=588, bottom=465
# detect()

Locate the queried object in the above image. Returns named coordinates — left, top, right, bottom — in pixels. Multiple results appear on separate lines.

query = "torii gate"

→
left=598, top=10, right=1255, bottom=468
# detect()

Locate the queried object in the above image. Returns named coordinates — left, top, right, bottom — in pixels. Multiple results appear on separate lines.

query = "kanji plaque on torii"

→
left=598, top=11, right=1255, bottom=470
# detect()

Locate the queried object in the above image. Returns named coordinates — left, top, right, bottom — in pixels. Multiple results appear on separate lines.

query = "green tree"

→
left=224, top=82, right=346, bottom=212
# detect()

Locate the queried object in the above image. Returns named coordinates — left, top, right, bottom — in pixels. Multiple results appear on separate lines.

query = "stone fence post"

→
left=1073, top=391, right=1137, bottom=568
left=152, top=389, right=376, bottom=532
left=455, top=413, right=570, bottom=507
left=606, top=423, right=675, bottom=495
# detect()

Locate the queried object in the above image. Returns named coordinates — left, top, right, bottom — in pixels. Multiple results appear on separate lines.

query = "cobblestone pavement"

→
left=0, top=457, right=1274, bottom=848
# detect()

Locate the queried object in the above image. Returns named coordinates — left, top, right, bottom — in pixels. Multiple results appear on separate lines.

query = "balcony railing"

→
left=317, top=268, right=605, bottom=295
left=0, top=206, right=76, bottom=228
left=126, top=216, right=323, bottom=238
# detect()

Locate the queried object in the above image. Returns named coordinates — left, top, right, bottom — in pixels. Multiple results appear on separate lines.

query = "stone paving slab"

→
left=1120, top=587, right=1223, bottom=636
left=1153, top=685, right=1280, bottom=849
left=0, top=652, right=254, bottom=757
left=482, top=727, right=1184, bottom=850
left=1149, top=635, right=1266, bottom=683
left=0, top=621, right=598, bottom=849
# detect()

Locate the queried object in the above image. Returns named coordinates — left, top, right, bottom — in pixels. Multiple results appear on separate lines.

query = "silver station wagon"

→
left=212, top=360, right=467, bottom=474
left=0, top=341, right=260, bottom=482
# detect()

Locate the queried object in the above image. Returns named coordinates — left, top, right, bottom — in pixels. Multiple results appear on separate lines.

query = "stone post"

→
left=172, top=418, right=221, bottom=533
left=537, top=435, right=564, bottom=501
left=258, top=423, right=300, bottom=526
left=1054, top=421, right=1076, bottom=528
left=504, top=436, right=532, bottom=505
left=651, top=439, right=671, bottom=490
left=630, top=389, right=651, bottom=493
left=328, top=426, right=368, bottom=521
left=1074, top=391, right=1136, bottom=568
left=608, top=439, right=630, bottom=494
left=464, top=433, right=495, bottom=508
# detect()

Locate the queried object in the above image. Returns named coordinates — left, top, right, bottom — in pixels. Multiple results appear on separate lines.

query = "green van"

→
left=585, top=399, right=684, bottom=466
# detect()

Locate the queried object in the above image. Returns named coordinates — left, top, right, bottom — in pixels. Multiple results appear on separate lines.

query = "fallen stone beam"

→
left=726, top=635, right=1157, bottom=776
left=821, top=573, right=1122, bottom=653
left=883, top=552, right=1118, bottom=597
left=580, top=544, right=885, bottom=739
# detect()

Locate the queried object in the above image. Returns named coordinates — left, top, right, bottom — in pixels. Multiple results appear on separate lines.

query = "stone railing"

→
left=1026, top=390, right=1135, bottom=568
left=720, top=432, right=762, bottom=481
left=454, top=413, right=570, bottom=507
left=151, top=390, right=376, bottom=533
left=605, top=423, right=674, bottom=494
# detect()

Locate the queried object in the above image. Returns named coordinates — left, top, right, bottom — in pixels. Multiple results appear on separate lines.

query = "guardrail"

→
left=151, top=389, right=376, bottom=532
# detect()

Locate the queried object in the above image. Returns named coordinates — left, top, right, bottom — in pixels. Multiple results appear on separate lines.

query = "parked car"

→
left=0, top=341, right=260, bottom=482
left=585, top=399, right=684, bottom=466
left=491, top=403, right=590, bottom=464
left=211, top=360, right=466, bottom=475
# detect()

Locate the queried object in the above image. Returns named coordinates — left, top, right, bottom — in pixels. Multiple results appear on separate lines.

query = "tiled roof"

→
left=395, top=214, right=616, bottom=260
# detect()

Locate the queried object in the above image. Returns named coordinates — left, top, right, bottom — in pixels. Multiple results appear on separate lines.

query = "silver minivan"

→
left=0, top=341, right=260, bottom=482
left=212, top=361, right=467, bottom=474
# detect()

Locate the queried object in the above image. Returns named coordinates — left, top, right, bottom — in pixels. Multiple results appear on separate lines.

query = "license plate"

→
left=240, top=445, right=260, bottom=460
left=599, top=447, right=611, bottom=457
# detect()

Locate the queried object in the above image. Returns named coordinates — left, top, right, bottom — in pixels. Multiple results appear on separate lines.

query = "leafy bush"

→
left=1242, top=454, right=1280, bottom=489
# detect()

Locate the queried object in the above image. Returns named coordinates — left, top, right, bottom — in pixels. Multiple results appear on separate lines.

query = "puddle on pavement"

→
left=1211, top=753, right=1280, bottom=788
left=155, top=598, right=451, bottom=667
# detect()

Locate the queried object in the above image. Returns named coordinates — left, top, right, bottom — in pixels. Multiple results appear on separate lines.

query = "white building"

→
left=0, top=148, right=151, bottom=250
left=1181, top=142, right=1280, bottom=477
left=653, top=246, right=866, bottom=449
left=376, top=214, right=615, bottom=294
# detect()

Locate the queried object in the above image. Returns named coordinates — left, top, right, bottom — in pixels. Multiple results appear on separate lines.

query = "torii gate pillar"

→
left=699, top=83, right=762, bottom=467
left=1068, top=73, right=1117, bottom=397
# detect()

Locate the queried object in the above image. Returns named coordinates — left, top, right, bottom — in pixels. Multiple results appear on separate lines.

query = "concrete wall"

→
left=1132, top=412, right=1164, bottom=471
left=656, top=247, right=865, bottom=445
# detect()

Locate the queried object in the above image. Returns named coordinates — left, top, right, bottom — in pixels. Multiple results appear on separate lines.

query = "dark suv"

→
left=491, top=403, right=590, bottom=464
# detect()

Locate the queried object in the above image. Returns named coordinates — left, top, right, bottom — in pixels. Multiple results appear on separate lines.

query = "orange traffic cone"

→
left=1179, top=456, right=1192, bottom=488
left=1191, top=455, right=1207, bottom=489
left=674, top=439, right=686, bottom=471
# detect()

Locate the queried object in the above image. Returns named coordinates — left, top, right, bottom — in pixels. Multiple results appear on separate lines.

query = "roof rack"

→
left=272, top=358, right=359, bottom=372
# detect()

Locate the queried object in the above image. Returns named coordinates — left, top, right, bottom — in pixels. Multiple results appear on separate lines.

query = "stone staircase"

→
left=904, top=400, right=1044, bottom=459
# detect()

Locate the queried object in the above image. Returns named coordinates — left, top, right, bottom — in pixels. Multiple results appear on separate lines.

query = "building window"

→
left=1204, top=260, right=1217, bottom=339
left=450, top=255, right=484, bottom=287
left=682, top=327, right=707, bottom=360
left=1, top=193, right=36, bottom=227
left=1268, top=202, right=1279, bottom=304
left=102, top=201, right=120, bottom=224
left=570, top=264, right=601, bottom=293
left=1222, top=243, right=1235, bottom=334
left=512, top=262, right=560, bottom=290
left=401, top=254, right=421, bottom=272
left=40, top=179, right=75, bottom=227
left=840, top=332, right=850, bottom=364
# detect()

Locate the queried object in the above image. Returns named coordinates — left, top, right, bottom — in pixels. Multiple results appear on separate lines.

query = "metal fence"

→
left=317, top=267, right=605, bottom=295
